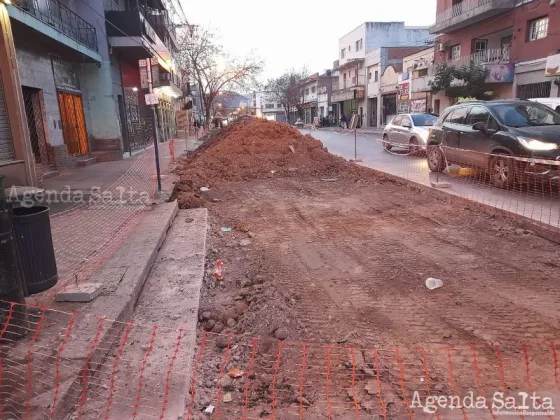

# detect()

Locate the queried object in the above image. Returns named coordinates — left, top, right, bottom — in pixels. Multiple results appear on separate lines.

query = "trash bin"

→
left=12, top=206, right=58, bottom=296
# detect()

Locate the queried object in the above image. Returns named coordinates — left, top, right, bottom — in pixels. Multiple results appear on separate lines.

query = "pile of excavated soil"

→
left=173, top=117, right=379, bottom=208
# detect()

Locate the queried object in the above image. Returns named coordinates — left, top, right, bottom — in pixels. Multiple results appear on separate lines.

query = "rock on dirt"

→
left=274, top=328, right=289, bottom=340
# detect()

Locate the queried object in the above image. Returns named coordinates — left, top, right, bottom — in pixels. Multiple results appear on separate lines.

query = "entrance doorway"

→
left=57, top=91, right=88, bottom=155
left=22, top=87, right=49, bottom=165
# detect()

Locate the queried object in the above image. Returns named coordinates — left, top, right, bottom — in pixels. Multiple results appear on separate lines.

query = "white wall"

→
left=338, top=24, right=367, bottom=66
left=364, top=22, right=430, bottom=54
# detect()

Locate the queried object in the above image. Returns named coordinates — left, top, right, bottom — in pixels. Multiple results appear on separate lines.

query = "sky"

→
left=180, top=0, right=437, bottom=82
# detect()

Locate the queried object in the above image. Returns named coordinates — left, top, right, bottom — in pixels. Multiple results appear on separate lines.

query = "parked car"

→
left=426, top=100, right=560, bottom=188
left=382, top=113, right=439, bottom=154
left=528, top=97, right=560, bottom=113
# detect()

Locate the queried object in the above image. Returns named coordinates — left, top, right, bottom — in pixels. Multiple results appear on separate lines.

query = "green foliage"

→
left=429, top=60, right=491, bottom=100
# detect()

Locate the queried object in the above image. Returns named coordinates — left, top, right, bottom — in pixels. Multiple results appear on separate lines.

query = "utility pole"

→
left=146, top=58, right=162, bottom=192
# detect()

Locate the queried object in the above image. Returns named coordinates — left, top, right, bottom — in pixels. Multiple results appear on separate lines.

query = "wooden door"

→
left=58, top=92, right=88, bottom=155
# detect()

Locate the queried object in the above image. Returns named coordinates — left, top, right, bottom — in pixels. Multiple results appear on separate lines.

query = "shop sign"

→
left=399, top=82, right=410, bottom=101
left=145, top=93, right=159, bottom=106
left=410, top=99, right=426, bottom=113
left=485, top=63, right=514, bottom=83
left=176, top=110, right=189, bottom=131
left=545, top=54, right=560, bottom=77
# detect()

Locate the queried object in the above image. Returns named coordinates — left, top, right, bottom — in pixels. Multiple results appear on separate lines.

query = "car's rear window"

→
left=411, top=114, right=438, bottom=126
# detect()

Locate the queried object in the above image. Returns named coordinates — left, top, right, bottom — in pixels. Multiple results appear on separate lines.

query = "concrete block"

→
left=55, top=282, right=103, bottom=302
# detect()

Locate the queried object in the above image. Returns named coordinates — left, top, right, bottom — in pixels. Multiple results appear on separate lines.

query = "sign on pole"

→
left=145, top=93, right=159, bottom=106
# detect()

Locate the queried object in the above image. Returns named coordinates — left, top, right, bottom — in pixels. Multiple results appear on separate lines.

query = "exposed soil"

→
left=185, top=176, right=560, bottom=419
left=168, top=118, right=560, bottom=418
left=172, top=118, right=379, bottom=209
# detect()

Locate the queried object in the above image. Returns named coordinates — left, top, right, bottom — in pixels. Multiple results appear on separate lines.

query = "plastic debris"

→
left=321, top=178, right=338, bottom=182
left=289, top=145, right=295, bottom=153
left=212, top=260, right=225, bottom=280
left=200, top=186, right=210, bottom=192
left=228, top=368, right=245, bottom=378
left=203, top=405, right=215, bottom=414
left=426, top=277, right=444, bottom=290
left=270, top=170, right=276, bottom=174
left=223, top=393, right=233, bottom=403
left=221, top=227, right=232, bottom=232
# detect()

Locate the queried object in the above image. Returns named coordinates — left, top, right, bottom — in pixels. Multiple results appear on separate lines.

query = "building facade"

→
left=334, top=22, right=432, bottom=128
left=253, top=91, right=286, bottom=122
left=300, top=74, right=319, bottom=125
left=430, top=0, right=560, bottom=111
left=0, top=0, right=184, bottom=188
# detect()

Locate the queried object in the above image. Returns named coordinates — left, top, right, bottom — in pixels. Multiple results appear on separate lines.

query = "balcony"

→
left=434, top=48, right=515, bottom=83
left=430, top=0, right=516, bottom=34
left=10, top=0, right=98, bottom=54
left=332, top=75, right=365, bottom=102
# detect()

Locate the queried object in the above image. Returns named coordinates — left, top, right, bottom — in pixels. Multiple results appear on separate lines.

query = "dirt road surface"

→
left=189, top=175, right=560, bottom=419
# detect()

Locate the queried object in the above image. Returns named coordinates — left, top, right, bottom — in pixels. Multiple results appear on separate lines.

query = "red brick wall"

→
left=435, top=0, right=560, bottom=64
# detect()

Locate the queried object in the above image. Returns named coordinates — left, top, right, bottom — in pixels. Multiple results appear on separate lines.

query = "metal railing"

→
left=19, top=0, right=98, bottom=51
left=442, top=48, right=511, bottom=68
left=435, top=0, right=513, bottom=24
left=332, top=75, right=366, bottom=92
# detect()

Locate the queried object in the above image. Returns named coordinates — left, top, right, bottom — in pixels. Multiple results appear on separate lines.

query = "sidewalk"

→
left=32, top=137, right=192, bottom=301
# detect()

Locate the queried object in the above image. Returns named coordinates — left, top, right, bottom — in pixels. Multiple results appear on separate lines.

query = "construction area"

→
left=2, top=118, right=560, bottom=419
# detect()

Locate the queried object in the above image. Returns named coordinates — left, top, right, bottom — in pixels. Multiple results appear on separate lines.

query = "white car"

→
left=528, top=97, right=560, bottom=113
left=382, top=113, right=439, bottom=154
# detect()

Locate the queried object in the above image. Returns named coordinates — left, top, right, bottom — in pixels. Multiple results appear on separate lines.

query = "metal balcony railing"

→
left=332, top=75, right=366, bottom=91
left=444, top=48, right=511, bottom=68
left=19, top=0, right=98, bottom=51
left=435, top=0, right=515, bottom=24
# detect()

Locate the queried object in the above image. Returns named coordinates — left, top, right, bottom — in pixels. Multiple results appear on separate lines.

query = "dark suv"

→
left=427, top=100, right=560, bottom=188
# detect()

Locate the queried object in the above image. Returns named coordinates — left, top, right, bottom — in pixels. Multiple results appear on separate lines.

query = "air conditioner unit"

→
left=436, top=43, right=446, bottom=52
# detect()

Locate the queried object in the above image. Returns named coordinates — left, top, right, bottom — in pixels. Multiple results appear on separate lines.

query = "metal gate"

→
left=57, top=92, right=88, bottom=155
left=0, top=74, right=15, bottom=163
left=516, top=82, right=552, bottom=99
left=123, top=87, right=151, bottom=152
left=22, top=87, right=49, bottom=164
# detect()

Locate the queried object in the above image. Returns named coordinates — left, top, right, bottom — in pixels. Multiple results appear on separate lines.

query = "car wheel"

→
left=382, top=134, right=392, bottom=151
left=409, top=137, right=420, bottom=156
left=427, top=145, right=445, bottom=172
left=490, top=154, right=515, bottom=189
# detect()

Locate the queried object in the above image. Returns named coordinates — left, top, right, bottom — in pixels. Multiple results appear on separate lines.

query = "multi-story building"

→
left=253, top=91, right=286, bottom=122
left=401, top=48, right=436, bottom=114
left=334, top=22, right=431, bottom=128
left=0, top=0, right=183, bottom=188
left=362, top=46, right=432, bottom=127
left=430, top=0, right=560, bottom=111
left=106, top=0, right=182, bottom=153
left=300, top=74, right=319, bottom=124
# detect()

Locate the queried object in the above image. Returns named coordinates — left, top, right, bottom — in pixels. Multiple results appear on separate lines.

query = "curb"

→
left=54, top=201, right=179, bottom=418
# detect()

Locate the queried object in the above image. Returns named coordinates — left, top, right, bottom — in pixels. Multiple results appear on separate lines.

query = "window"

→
left=355, top=39, right=363, bottom=51
left=277, top=104, right=282, bottom=108
left=401, top=115, right=412, bottom=127
left=265, top=104, right=274, bottom=109
left=446, top=107, right=468, bottom=124
left=411, top=114, right=438, bottom=126
left=391, top=115, right=403, bottom=126
left=474, top=39, right=488, bottom=61
left=529, top=17, right=548, bottom=41
left=341, top=49, right=345, bottom=59
left=501, top=35, right=512, bottom=60
left=311, top=86, right=316, bottom=94
left=417, top=68, right=428, bottom=77
left=492, top=102, right=560, bottom=127
left=465, top=106, right=489, bottom=125
left=348, top=45, right=351, bottom=52
left=450, top=45, right=461, bottom=61
left=374, top=70, right=379, bottom=82
left=368, top=72, right=372, bottom=80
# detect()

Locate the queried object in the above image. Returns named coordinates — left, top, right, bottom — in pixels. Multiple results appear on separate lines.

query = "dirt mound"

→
left=173, top=118, right=378, bottom=208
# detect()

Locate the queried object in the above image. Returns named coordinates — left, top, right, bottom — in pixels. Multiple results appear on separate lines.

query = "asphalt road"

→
left=302, top=128, right=560, bottom=230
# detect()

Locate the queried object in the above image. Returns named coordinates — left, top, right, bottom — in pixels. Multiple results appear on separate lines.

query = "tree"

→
left=265, top=68, right=308, bottom=124
left=176, top=26, right=263, bottom=128
left=429, top=60, right=491, bottom=100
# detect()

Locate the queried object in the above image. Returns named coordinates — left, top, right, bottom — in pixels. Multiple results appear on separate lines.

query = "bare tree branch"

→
left=176, top=26, right=264, bottom=127
left=264, top=67, right=308, bottom=124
